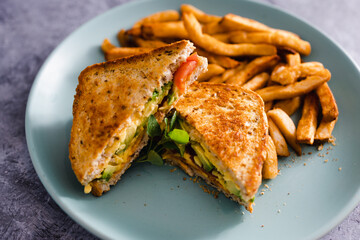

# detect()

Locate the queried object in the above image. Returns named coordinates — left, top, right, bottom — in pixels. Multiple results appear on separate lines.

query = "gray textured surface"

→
left=0, top=0, right=359, bottom=239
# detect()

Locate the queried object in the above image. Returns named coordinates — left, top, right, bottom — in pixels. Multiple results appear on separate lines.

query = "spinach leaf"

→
left=147, top=115, right=161, bottom=137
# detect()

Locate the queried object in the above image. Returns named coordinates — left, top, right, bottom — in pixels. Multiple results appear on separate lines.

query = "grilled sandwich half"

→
left=69, top=40, right=207, bottom=196
left=163, top=82, right=268, bottom=212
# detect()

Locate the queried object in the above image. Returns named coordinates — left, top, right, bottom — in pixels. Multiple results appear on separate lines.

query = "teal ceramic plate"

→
left=25, top=0, right=360, bottom=239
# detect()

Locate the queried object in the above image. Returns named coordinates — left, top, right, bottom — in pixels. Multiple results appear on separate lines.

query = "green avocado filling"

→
left=99, top=82, right=173, bottom=181
left=177, top=119, right=244, bottom=200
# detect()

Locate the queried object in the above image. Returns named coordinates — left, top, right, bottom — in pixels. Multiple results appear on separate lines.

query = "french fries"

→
left=268, top=118, right=290, bottom=157
left=104, top=47, right=153, bottom=61
left=267, top=109, right=302, bottom=155
left=180, top=4, right=221, bottom=23
left=141, top=21, right=188, bottom=39
left=242, top=72, right=269, bottom=91
left=133, top=38, right=167, bottom=48
left=226, top=55, right=279, bottom=85
left=271, top=62, right=324, bottom=85
left=286, top=52, right=301, bottom=66
left=103, top=4, right=339, bottom=163
left=133, top=10, right=180, bottom=28
left=230, top=31, right=311, bottom=55
left=117, top=29, right=129, bottom=47
left=273, top=96, right=302, bottom=116
left=197, top=64, right=225, bottom=82
left=183, top=12, right=277, bottom=57
left=262, top=135, right=278, bottom=179
left=195, top=48, right=240, bottom=68
left=296, top=93, right=319, bottom=144
left=315, top=119, right=337, bottom=142
left=316, top=83, right=339, bottom=121
left=257, top=69, right=331, bottom=101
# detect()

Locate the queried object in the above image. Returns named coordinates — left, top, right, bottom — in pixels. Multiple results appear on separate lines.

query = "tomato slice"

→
left=174, top=53, right=199, bottom=93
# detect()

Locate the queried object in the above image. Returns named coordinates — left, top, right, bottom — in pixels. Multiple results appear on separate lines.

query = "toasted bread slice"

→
left=163, top=82, right=267, bottom=211
left=69, top=40, right=207, bottom=196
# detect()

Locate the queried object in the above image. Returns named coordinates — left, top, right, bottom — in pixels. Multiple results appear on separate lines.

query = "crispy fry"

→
left=202, top=21, right=226, bottom=34
left=315, top=83, right=339, bottom=122
left=257, top=69, right=331, bottom=102
left=286, top=52, right=301, bottom=66
left=220, top=13, right=299, bottom=37
left=314, top=118, right=337, bottom=142
left=197, top=64, right=225, bottom=82
left=126, top=27, right=142, bottom=37
left=195, top=48, right=240, bottom=68
left=273, top=96, right=301, bottom=116
left=226, top=55, right=279, bottom=85
left=209, top=62, right=247, bottom=83
left=133, top=38, right=167, bottom=48
left=180, top=4, right=221, bottom=23
left=133, top=10, right=180, bottom=28
left=267, top=109, right=302, bottom=155
left=262, top=135, right=278, bottom=179
left=105, top=47, right=153, bottom=61
left=264, top=101, right=274, bottom=112
left=230, top=31, right=311, bottom=55
left=117, top=29, right=130, bottom=47
left=142, top=21, right=188, bottom=39
left=211, top=33, right=231, bottom=43
left=242, top=72, right=269, bottom=91
left=101, top=38, right=116, bottom=53
left=296, top=93, right=319, bottom=144
left=268, top=118, right=290, bottom=156
left=182, top=12, right=277, bottom=57
left=271, top=62, right=324, bottom=85
left=220, top=13, right=272, bottom=32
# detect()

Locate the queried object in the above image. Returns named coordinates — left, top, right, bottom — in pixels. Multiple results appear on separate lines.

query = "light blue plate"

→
left=25, top=0, right=360, bottom=239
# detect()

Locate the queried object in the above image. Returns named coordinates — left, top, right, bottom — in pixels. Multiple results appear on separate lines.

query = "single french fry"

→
left=315, top=118, right=337, bottom=142
left=209, top=62, right=247, bottom=83
left=142, top=21, right=188, bottom=39
left=182, top=12, right=277, bottom=57
left=257, top=69, right=331, bottom=102
left=117, top=29, right=130, bottom=47
left=264, top=101, right=274, bottom=112
left=211, top=33, right=231, bottom=43
left=273, top=96, right=302, bottom=116
left=133, top=38, right=167, bottom=48
left=180, top=4, right=221, bottom=23
left=105, top=47, right=153, bottom=61
left=220, top=13, right=299, bottom=37
left=126, top=27, right=142, bottom=37
left=296, top=93, right=319, bottom=144
left=133, top=10, right=180, bottom=28
left=268, top=118, right=290, bottom=156
left=271, top=62, right=324, bottom=85
left=197, top=64, right=225, bottom=82
left=220, top=13, right=272, bottom=32
left=267, top=109, right=302, bottom=155
left=286, top=52, right=301, bottom=66
left=230, top=31, right=311, bottom=55
left=242, top=72, right=269, bottom=91
left=202, top=21, right=226, bottom=34
left=315, top=83, right=339, bottom=122
left=195, top=48, right=240, bottom=68
left=262, top=135, right=278, bottom=179
left=226, top=55, right=279, bottom=85
left=101, top=38, right=116, bottom=53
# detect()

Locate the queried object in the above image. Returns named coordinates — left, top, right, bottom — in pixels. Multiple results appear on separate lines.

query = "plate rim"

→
left=25, top=0, right=360, bottom=239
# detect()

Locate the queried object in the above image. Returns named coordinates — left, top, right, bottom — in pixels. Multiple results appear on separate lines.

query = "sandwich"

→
left=162, top=82, right=268, bottom=212
left=69, top=40, right=208, bottom=196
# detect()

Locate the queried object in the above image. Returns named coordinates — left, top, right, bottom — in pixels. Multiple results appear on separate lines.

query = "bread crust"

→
left=69, top=40, right=195, bottom=185
left=174, top=83, right=268, bottom=201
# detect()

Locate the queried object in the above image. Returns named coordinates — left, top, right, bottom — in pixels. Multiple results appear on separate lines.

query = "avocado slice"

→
left=191, top=143, right=214, bottom=172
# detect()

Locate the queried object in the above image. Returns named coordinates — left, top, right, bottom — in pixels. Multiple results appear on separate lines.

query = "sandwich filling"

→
left=163, top=117, right=253, bottom=204
left=85, top=53, right=200, bottom=194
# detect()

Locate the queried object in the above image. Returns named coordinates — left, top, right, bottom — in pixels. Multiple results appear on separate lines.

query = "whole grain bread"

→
left=173, top=82, right=268, bottom=208
left=69, top=40, right=208, bottom=192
